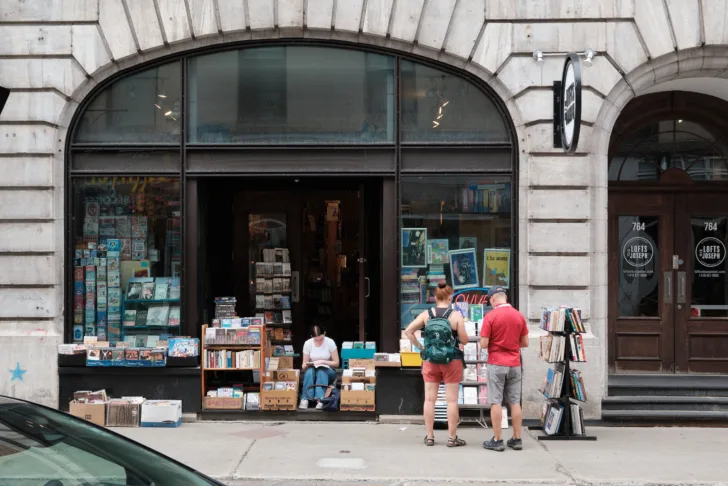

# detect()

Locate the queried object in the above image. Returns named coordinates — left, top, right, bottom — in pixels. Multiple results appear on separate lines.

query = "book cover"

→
left=146, top=306, right=170, bottom=327
left=123, top=310, right=137, bottom=327
left=154, top=278, right=171, bottom=300
left=126, top=283, right=142, bottom=300
left=169, top=278, right=181, bottom=300
left=135, top=309, right=148, bottom=327
left=167, top=306, right=181, bottom=327
left=140, top=282, right=155, bottom=300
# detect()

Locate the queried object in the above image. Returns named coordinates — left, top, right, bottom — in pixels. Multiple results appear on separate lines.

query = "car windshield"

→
left=0, top=399, right=221, bottom=486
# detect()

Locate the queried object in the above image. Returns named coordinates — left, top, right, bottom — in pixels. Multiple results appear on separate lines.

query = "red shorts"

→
left=422, top=360, right=463, bottom=384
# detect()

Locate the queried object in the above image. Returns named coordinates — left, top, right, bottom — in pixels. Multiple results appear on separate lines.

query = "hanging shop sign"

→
left=0, top=86, right=8, bottom=117
left=553, top=53, right=582, bottom=154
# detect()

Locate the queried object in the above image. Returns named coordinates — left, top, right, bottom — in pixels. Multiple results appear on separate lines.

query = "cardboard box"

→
left=260, top=390, right=297, bottom=411
left=271, top=369, right=299, bottom=382
left=106, top=398, right=144, bottom=427
left=348, top=359, right=376, bottom=370
left=203, top=397, right=244, bottom=410
left=340, top=390, right=375, bottom=411
left=140, top=400, right=182, bottom=427
left=277, top=357, right=294, bottom=369
left=69, top=402, right=107, bottom=427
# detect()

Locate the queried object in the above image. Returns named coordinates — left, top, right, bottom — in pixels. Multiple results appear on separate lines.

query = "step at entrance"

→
left=603, top=374, right=728, bottom=422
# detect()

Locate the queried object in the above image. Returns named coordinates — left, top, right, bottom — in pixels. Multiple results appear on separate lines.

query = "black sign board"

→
left=0, top=86, right=8, bottom=117
left=552, top=53, right=582, bottom=153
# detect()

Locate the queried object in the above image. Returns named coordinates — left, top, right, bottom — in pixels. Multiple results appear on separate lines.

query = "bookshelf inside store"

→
left=532, top=306, right=596, bottom=441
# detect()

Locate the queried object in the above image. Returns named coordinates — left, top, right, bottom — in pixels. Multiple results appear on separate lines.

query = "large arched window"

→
left=71, top=45, right=509, bottom=147
left=65, top=43, right=515, bottom=347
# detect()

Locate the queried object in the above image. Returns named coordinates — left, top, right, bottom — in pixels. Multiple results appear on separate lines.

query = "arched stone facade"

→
left=3, top=0, right=728, bottom=418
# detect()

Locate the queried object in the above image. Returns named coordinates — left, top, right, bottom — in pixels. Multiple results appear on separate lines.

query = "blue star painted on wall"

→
left=10, top=362, right=27, bottom=381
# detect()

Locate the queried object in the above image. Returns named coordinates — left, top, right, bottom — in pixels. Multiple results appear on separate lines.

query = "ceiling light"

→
left=164, top=110, right=173, bottom=116
left=678, top=119, right=683, bottom=123
left=158, top=94, right=167, bottom=99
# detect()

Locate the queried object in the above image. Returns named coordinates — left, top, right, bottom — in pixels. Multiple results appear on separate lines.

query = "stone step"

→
left=602, top=409, right=728, bottom=421
left=608, top=374, right=728, bottom=397
left=603, top=395, right=728, bottom=411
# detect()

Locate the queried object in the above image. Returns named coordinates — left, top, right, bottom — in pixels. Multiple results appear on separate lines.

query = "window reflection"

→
left=74, top=62, right=181, bottom=144
left=188, top=46, right=395, bottom=144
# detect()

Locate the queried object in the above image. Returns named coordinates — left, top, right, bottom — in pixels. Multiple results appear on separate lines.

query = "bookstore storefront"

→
left=60, top=42, right=516, bottom=417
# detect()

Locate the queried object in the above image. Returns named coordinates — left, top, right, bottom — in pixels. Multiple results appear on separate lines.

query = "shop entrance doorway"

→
left=199, top=177, right=382, bottom=362
left=609, top=184, right=728, bottom=374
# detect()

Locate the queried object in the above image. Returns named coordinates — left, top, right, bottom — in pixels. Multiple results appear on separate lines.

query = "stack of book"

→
left=540, top=335, right=566, bottom=362
left=540, top=363, right=565, bottom=398
left=215, top=297, right=237, bottom=319
left=401, top=269, right=421, bottom=304
left=205, top=349, right=260, bottom=369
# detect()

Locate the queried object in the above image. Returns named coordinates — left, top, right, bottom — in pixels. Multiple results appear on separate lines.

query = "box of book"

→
left=106, top=397, right=145, bottom=427
left=86, top=347, right=113, bottom=367
left=203, top=397, right=244, bottom=410
left=140, top=400, right=182, bottom=427
left=260, top=386, right=297, bottom=411
left=340, top=387, right=375, bottom=412
left=69, top=401, right=107, bottom=427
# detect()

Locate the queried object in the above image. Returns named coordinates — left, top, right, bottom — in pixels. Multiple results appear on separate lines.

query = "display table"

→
left=59, top=365, right=201, bottom=413
left=375, top=368, right=424, bottom=415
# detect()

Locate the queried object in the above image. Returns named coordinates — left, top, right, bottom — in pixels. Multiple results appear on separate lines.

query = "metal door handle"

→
left=664, top=272, right=672, bottom=304
left=365, top=277, right=370, bottom=298
left=677, top=271, right=686, bottom=304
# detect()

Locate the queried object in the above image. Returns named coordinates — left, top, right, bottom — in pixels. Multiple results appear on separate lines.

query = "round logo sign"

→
left=622, top=237, right=654, bottom=268
left=695, top=237, right=726, bottom=268
left=560, top=53, right=582, bottom=154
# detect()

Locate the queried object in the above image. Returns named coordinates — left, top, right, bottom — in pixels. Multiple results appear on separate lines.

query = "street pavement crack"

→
left=231, top=438, right=257, bottom=478
left=527, top=429, right=577, bottom=485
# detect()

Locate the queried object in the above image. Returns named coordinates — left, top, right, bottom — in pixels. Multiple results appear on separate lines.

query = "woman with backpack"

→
left=404, top=282, right=469, bottom=447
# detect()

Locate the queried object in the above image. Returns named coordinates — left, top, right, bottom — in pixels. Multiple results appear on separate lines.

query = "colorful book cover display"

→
left=73, top=180, right=181, bottom=342
left=399, top=182, right=511, bottom=326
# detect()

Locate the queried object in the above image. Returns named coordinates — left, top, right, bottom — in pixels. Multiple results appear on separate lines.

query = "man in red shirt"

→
left=479, top=286, right=529, bottom=451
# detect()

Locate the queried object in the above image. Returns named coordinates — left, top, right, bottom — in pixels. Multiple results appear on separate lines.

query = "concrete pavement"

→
left=114, top=422, right=728, bottom=485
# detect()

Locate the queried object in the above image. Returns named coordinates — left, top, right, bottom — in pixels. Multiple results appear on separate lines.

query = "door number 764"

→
left=705, top=221, right=718, bottom=231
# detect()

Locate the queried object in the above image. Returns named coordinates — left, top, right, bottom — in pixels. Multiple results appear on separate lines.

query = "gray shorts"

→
left=487, top=364, right=522, bottom=405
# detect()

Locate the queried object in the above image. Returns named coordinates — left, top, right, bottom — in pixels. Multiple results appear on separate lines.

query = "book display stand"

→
left=121, top=277, right=182, bottom=344
left=529, top=306, right=597, bottom=441
left=460, top=336, right=491, bottom=428
left=201, top=323, right=267, bottom=410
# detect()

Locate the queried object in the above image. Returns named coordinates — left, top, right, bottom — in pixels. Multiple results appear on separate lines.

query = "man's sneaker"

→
left=482, top=437, right=505, bottom=452
left=507, top=437, right=522, bottom=450
left=298, top=399, right=309, bottom=409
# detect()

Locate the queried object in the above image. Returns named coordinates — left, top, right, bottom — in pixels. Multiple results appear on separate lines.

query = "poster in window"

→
left=428, top=239, right=449, bottom=265
left=449, top=248, right=479, bottom=290
left=483, top=248, right=511, bottom=289
left=459, top=236, right=477, bottom=250
left=401, top=228, right=428, bottom=268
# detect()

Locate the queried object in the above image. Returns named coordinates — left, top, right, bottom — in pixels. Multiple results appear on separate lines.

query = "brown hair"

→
left=434, top=282, right=454, bottom=302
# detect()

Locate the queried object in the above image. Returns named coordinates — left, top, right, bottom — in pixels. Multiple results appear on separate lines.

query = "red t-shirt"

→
left=480, top=303, right=528, bottom=367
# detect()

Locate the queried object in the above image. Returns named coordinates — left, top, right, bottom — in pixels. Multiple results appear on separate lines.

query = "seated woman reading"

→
left=299, top=325, right=340, bottom=410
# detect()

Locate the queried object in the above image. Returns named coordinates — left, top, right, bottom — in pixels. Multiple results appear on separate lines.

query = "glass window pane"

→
left=71, top=177, right=181, bottom=343
left=188, top=46, right=395, bottom=144
left=617, top=216, right=659, bottom=317
left=400, top=176, right=512, bottom=328
left=400, top=60, right=508, bottom=143
left=74, top=62, right=181, bottom=144
left=691, top=216, right=728, bottom=317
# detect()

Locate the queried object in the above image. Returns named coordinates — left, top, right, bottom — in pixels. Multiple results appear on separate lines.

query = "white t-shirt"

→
left=303, top=337, right=337, bottom=363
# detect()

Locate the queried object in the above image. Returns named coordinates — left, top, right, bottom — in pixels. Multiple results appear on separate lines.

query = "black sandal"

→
left=447, top=436, right=466, bottom=447
left=424, top=436, right=435, bottom=446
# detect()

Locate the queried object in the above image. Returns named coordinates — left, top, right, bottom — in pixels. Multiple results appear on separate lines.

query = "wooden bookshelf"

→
left=201, top=323, right=267, bottom=410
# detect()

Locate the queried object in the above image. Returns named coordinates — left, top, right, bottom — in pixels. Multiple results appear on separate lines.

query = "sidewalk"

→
left=115, top=422, right=728, bottom=485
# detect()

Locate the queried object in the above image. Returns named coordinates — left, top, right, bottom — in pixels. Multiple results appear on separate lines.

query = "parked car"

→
left=0, top=395, right=224, bottom=485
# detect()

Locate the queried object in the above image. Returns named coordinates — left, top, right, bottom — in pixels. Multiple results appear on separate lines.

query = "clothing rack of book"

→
left=529, top=306, right=596, bottom=441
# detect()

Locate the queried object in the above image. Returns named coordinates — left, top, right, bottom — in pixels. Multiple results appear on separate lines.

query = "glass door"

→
left=608, top=192, right=676, bottom=372
left=674, top=193, right=728, bottom=373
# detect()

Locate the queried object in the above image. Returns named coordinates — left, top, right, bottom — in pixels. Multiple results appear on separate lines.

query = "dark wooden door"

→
left=674, top=193, right=728, bottom=373
left=608, top=192, right=676, bottom=372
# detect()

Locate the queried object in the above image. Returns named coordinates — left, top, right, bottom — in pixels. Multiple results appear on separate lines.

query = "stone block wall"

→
left=1, top=0, right=725, bottom=417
